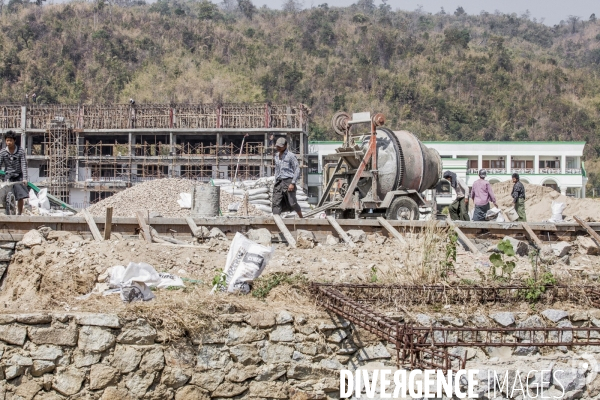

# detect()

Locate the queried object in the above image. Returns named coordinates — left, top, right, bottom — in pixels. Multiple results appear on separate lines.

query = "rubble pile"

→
left=492, top=181, right=600, bottom=222
left=81, top=179, right=264, bottom=218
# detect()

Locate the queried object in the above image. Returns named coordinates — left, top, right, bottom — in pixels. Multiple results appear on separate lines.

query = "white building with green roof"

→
left=306, top=140, right=587, bottom=203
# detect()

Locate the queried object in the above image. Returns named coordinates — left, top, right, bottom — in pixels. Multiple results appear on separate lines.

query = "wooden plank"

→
left=273, top=215, right=296, bottom=248
left=103, top=207, right=113, bottom=241
left=447, top=217, right=480, bottom=254
left=377, top=217, right=406, bottom=245
left=574, top=215, right=600, bottom=245
left=326, top=216, right=355, bottom=247
left=522, top=222, right=544, bottom=248
left=82, top=210, right=103, bottom=241
left=136, top=211, right=153, bottom=243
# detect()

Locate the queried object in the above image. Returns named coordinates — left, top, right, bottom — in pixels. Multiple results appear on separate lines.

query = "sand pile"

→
left=81, top=178, right=263, bottom=218
left=492, top=181, right=600, bottom=222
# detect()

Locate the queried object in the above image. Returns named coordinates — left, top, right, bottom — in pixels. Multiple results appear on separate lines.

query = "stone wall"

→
left=0, top=308, right=392, bottom=400
left=0, top=308, right=598, bottom=400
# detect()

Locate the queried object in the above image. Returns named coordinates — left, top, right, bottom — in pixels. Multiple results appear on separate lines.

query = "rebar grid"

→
left=310, top=283, right=600, bottom=371
left=45, top=121, right=74, bottom=202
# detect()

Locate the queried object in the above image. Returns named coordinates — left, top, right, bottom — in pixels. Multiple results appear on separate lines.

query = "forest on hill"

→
left=1, top=0, right=600, bottom=183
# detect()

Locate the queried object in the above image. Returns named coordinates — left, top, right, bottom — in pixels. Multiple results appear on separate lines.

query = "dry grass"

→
left=378, top=221, right=454, bottom=285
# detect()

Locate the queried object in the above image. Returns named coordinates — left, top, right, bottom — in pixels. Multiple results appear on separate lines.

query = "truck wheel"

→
left=386, top=197, right=419, bottom=221
left=4, top=192, right=15, bottom=215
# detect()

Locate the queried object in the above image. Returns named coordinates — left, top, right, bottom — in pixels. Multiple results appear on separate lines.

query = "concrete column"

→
left=20, top=106, right=26, bottom=130
left=20, top=132, right=27, bottom=154
left=561, top=155, right=566, bottom=174
left=478, top=155, right=482, bottom=170
left=534, top=155, right=539, bottom=174
left=506, top=155, right=511, bottom=174
left=218, top=165, right=228, bottom=180
left=560, top=186, right=567, bottom=196
left=27, top=135, right=33, bottom=156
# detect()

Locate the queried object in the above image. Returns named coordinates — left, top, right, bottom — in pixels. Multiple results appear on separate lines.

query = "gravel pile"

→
left=81, top=179, right=264, bottom=218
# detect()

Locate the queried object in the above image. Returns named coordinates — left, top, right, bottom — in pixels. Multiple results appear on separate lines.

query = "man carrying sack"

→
left=511, top=173, right=526, bottom=221
left=272, top=138, right=303, bottom=218
left=443, top=170, right=470, bottom=221
left=470, top=169, right=498, bottom=222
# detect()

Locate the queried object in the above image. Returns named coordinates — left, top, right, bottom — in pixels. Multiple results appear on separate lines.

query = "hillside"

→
left=1, top=1, right=600, bottom=175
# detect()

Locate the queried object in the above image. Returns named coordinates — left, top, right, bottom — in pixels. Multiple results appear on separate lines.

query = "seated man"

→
left=0, top=131, right=29, bottom=215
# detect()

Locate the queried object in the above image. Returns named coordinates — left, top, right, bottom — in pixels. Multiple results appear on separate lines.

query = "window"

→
left=490, top=160, right=505, bottom=169
left=39, top=164, right=47, bottom=178
left=308, top=156, right=319, bottom=173
left=539, top=160, right=560, bottom=169
left=567, top=157, right=577, bottom=169
left=511, top=160, right=525, bottom=169
left=482, top=160, right=490, bottom=168
left=468, top=160, right=478, bottom=169
left=138, top=165, right=168, bottom=177
left=236, top=165, right=260, bottom=179
left=90, top=191, right=114, bottom=204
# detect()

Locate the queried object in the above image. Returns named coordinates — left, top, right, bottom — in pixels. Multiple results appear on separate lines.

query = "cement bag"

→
left=249, top=193, right=269, bottom=200
left=177, top=193, right=192, bottom=209
left=228, top=202, right=240, bottom=211
left=254, top=204, right=272, bottom=213
left=242, top=180, right=257, bottom=188
left=109, top=262, right=162, bottom=302
left=485, top=208, right=500, bottom=221
left=549, top=201, right=566, bottom=222
left=37, top=188, right=50, bottom=210
left=213, top=232, right=274, bottom=294
left=297, top=195, right=308, bottom=201
left=248, top=187, right=268, bottom=196
left=222, top=188, right=245, bottom=196
left=211, top=179, right=231, bottom=186
left=297, top=201, right=310, bottom=208
left=156, top=272, right=185, bottom=289
left=28, top=190, right=39, bottom=208
left=250, top=199, right=271, bottom=206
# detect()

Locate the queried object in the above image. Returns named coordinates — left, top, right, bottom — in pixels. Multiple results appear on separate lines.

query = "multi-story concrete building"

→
left=0, top=103, right=309, bottom=208
left=307, top=140, right=587, bottom=204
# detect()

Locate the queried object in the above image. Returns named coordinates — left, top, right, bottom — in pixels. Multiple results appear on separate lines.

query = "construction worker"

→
left=443, top=170, right=470, bottom=221
left=272, top=137, right=303, bottom=218
left=511, top=173, right=526, bottom=221
left=0, top=131, right=29, bottom=215
left=470, top=169, right=498, bottom=222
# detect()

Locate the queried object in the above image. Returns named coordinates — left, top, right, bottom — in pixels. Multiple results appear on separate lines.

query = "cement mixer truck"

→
left=309, top=111, right=442, bottom=220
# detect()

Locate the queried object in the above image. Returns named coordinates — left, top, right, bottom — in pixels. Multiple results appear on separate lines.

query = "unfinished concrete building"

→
left=0, top=103, right=309, bottom=208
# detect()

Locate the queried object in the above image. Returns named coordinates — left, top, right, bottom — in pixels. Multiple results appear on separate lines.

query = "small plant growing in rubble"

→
left=212, top=269, right=227, bottom=289
left=489, top=239, right=516, bottom=281
left=370, top=266, right=378, bottom=283
left=440, top=231, right=458, bottom=278
left=519, top=249, right=557, bottom=302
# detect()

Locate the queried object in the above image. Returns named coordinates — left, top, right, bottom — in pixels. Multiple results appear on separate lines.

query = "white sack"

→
left=296, top=195, right=308, bottom=201
left=549, top=201, right=566, bottom=223
left=249, top=193, right=269, bottom=200
left=177, top=193, right=192, bottom=209
left=28, top=190, right=39, bottom=208
left=37, top=188, right=50, bottom=210
left=254, top=204, right=272, bottom=213
left=211, top=179, right=231, bottom=186
left=108, top=262, right=184, bottom=302
left=250, top=199, right=271, bottom=206
left=213, top=232, right=274, bottom=294
left=248, top=187, right=269, bottom=196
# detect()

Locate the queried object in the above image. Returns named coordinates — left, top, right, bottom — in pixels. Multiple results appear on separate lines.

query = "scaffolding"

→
left=44, top=119, right=75, bottom=203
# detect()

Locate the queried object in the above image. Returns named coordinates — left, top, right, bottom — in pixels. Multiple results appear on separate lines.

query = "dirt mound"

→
left=492, top=181, right=600, bottom=222
left=81, top=178, right=263, bottom=218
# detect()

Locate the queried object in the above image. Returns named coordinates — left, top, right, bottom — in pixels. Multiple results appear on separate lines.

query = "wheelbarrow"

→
left=0, top=182, right=20, bottom=215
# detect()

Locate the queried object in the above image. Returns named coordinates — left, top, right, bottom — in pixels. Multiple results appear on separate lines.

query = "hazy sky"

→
left=257, top=0, right=597, bottom=26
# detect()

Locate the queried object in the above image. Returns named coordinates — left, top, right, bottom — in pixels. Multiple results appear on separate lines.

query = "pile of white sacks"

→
left=211, top=178, right=311, bottom=216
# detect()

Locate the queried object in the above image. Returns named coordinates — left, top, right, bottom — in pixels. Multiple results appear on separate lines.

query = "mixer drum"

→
left=358, top=128, right=442, bottom=200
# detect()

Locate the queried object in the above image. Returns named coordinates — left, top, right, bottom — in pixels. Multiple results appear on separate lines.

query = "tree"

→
left=198, top=1, right=221, bottom=20
left=454, top=6, right=465, bottom=16
left=355, top=0, right=375, bottom=14
left=282, top=0, right=302, bottom=13
left=237, top=0, right=255, bottom=19
left=590, top=13, right=596, bottom=22
left=567, top=15, right=580, bottom=34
